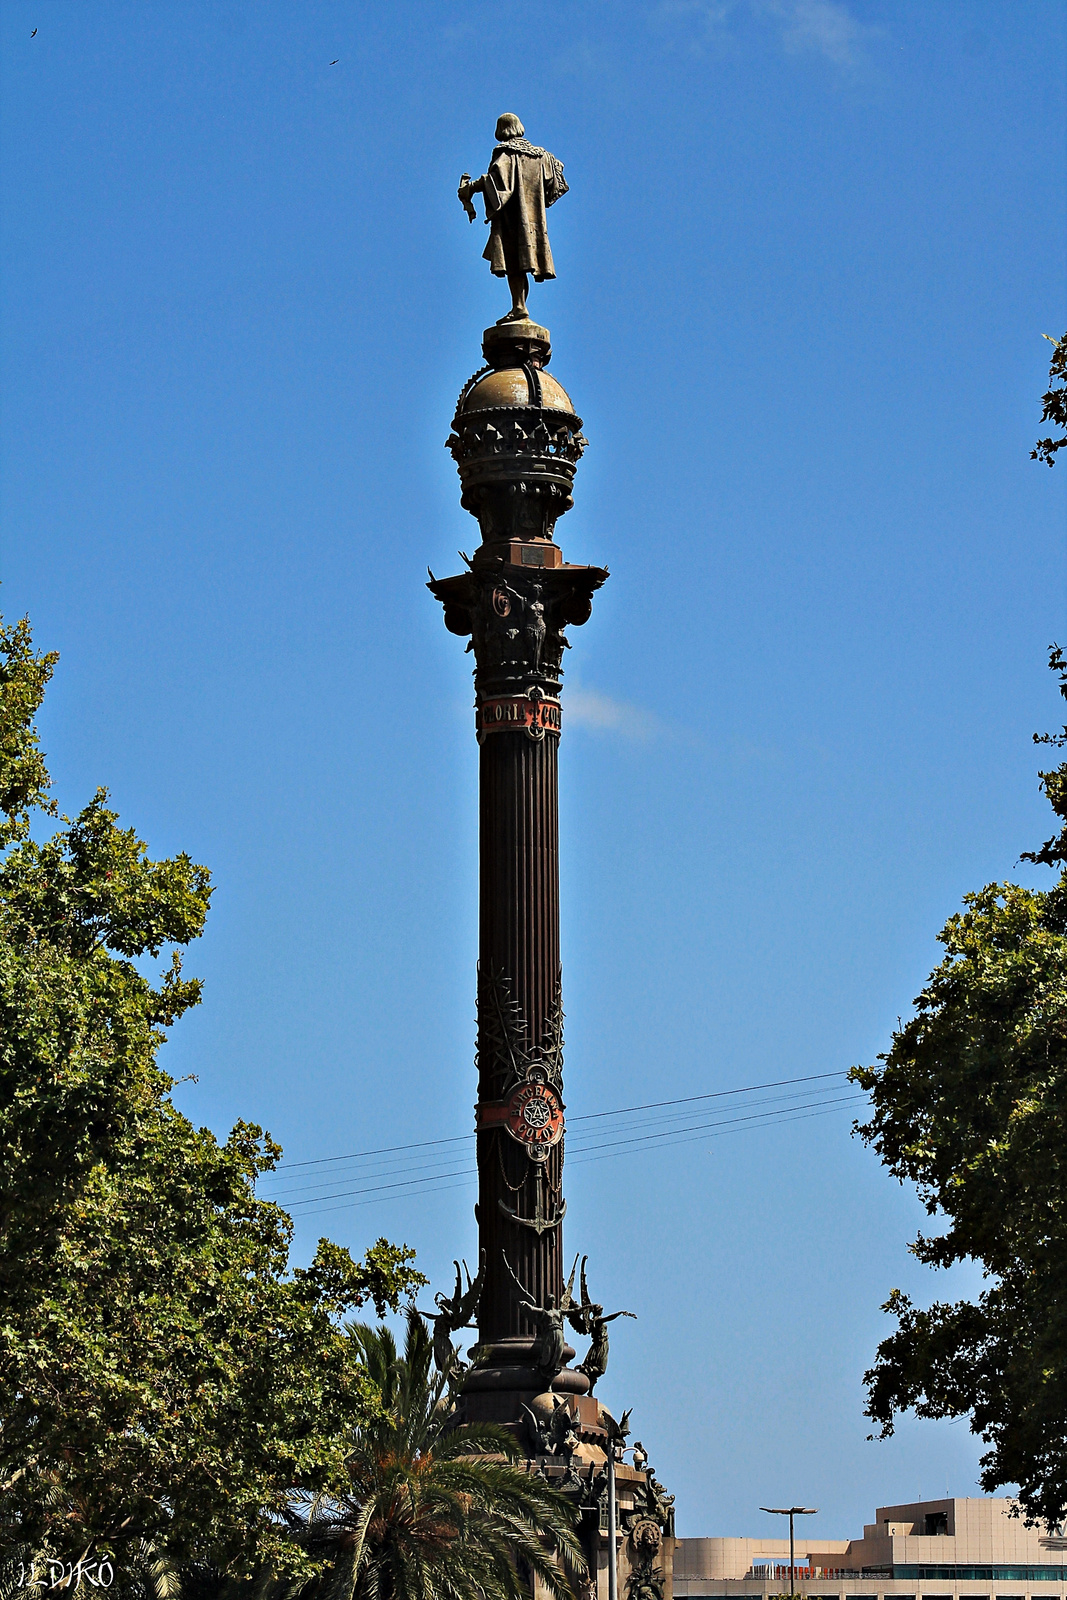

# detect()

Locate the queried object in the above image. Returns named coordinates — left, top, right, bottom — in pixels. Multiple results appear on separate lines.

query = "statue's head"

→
left=545, top=1292, right=556, bottom=1309
left=495, top=113, right=525, bottom=142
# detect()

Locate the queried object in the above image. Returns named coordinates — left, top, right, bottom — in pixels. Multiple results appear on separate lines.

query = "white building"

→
left=674, top=1498, right=1067, bottom=1600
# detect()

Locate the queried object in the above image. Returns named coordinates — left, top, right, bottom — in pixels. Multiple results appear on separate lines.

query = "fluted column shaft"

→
left=476, top=726, right=564, bottom=1341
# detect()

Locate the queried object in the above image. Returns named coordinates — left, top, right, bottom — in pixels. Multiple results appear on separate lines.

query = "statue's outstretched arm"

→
left=457, top=172, right=486, bottom=223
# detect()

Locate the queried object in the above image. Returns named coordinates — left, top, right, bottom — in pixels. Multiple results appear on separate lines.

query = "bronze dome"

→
left=460, top=367, right=576, bottom=415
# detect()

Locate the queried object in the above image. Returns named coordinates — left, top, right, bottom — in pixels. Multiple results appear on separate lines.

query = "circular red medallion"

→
left=504, top=1081, right=564, bottom=1149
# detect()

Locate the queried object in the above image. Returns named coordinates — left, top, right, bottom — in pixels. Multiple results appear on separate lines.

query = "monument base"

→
left=455, top=1341, right=674, bottom=1600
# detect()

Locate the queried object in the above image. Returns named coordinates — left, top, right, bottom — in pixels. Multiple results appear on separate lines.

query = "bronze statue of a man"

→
left=458, top=114, right=568, bottom=323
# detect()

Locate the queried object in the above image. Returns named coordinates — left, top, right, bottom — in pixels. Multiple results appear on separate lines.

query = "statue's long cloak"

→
left=482, top=140, right=568, bottom=282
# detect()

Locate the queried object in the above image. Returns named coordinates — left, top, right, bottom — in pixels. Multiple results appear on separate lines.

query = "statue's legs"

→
left=503, top=270, right=529, bottom=320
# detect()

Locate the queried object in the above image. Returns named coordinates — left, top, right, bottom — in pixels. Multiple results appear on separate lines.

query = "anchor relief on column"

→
left=476, top=967, right=567, bottom=1237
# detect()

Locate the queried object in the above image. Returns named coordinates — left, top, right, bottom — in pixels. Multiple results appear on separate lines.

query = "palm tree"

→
left=279, top=1308, right=586, bottom=1600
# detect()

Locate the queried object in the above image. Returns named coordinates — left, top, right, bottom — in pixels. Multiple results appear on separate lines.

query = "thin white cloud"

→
left=650, top=0, right=736, bottom=49
left=565, top=688, right=664, bottom=741
left=652, top=0, right=877, bottom=70
left=655, top=0, right=734, bottom=27
left=761, top=0, right=872, bottom=67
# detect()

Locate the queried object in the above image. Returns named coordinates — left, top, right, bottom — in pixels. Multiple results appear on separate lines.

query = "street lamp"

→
left=605, top=1413, right=634, bottom=1600
left=760, top=1506, right=818, bottom=1596
left=608, top=1444, right=619, bottom=1600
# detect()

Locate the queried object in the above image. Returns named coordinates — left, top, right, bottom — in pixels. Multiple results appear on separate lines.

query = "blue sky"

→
left=2, top=0, right=1064, bottom=1543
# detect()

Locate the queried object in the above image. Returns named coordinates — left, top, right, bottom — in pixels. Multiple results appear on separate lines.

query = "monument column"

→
left=429, top=318, right=606, bottom=1418
left=429, top=116, right=675, bottom=1600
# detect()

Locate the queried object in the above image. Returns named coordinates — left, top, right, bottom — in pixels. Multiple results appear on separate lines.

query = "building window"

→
left=894, top=1570, right=1066, bottom=1583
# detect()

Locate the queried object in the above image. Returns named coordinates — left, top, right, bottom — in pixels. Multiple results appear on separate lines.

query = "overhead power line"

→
left=569, top=1070, right=848, bottom=1124
left=265, top=1086, right=866, bottom=1219
left=285, top=1100, right=862, bottom=1219
left=265, top=1069, right=852, bottom=1174
left=259, top=1082, right=858, bottom=1203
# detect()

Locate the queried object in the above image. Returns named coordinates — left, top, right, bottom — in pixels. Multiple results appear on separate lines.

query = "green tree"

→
left=275, top=1309, right=585, bottom=1600
left=1020, top=645, right=1067, bottom=871
left=1032, top=332, right=1067, bottom=466
left=0, top=615, right=427, bottom=1575
left=851, top=649, right=1067, bottom=1529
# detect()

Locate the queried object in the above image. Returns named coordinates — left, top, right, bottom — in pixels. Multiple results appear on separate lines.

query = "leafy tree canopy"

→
left=1032, top=332, right=1067, bottom=467
left=852, top=649, right=1067, bottom=1529
left=0, top=615, right=427, bottom=1574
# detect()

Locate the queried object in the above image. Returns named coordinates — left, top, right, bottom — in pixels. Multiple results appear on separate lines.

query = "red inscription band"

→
left=477, top=1101, right=510, bottom=1130
left=477, top=1082, right=565, bottom=1149
left=477, top=696, right=562, bottom=740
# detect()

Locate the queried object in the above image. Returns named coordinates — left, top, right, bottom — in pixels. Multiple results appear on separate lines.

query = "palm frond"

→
left=279, top=1310, right=585, bottom=1600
